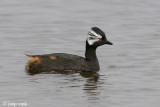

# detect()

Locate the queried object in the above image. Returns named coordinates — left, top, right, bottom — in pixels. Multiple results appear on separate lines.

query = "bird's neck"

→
left=85, top=41, right=98, bottom=61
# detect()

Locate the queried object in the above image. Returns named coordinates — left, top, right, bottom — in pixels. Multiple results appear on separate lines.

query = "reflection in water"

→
left=27, top=71, right=101, bottom=103
left=80, top=72, right=100, bottom=102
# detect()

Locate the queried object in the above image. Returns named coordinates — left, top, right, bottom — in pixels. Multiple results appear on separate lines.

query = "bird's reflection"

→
left=80, top=71, right=100, bottom=102
left=27, top=70, right=101, bottom=102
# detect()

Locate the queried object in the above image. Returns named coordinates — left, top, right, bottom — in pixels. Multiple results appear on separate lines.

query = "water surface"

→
left=0, top=0, right=160, bottom=107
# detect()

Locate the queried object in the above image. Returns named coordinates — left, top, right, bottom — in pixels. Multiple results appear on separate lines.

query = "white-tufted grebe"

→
left=26, top=27, right=113, bottom=74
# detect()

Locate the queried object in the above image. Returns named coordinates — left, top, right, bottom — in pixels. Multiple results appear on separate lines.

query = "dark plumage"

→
left=26, top=27, right=113, bottom=74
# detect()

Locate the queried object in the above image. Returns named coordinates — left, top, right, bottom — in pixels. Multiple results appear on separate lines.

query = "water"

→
left=0, top=0, right=160, bottom=107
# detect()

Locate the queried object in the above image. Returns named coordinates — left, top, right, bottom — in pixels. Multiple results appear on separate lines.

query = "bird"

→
left=25, top=27, right=113, bottom=74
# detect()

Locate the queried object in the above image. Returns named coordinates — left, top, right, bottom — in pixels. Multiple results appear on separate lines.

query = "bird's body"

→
left=26, top=53, right=99, bottom=74
left=26, top=27, right=112, bottom=74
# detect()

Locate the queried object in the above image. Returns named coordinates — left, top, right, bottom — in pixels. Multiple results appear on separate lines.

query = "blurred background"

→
left=0, top=0, right=160, bottom=107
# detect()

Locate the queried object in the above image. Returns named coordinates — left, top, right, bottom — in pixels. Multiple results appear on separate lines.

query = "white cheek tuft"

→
left=87, top=38, right=98, bottom=45
left=87, top=30, right=102, bottom=45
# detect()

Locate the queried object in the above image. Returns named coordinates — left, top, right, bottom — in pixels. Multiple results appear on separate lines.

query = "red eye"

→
left=99, top=38, right=102, bottom=40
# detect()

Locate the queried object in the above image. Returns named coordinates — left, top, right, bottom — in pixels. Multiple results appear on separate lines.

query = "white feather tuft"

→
left=87, top=30, right=102, bottom=45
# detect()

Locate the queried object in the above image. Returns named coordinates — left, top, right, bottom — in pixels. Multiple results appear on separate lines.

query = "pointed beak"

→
left=105, top=40, right=113, bottom=45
